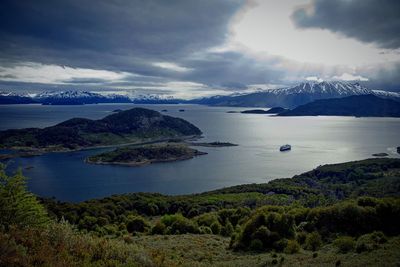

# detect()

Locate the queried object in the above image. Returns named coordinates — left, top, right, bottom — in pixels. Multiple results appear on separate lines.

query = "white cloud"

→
left=152, top=62, right=192, bottom=72
left=331, top=73, right=369, bottom=81
left=0, top=62, right=133, bottom=84
left=306, top=76, right=324, bottom=82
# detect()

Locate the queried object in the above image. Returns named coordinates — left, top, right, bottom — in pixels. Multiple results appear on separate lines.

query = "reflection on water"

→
left=1, top=103, right=399, bottom=202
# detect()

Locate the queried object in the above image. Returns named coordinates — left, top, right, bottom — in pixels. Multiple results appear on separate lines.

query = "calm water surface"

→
left=1, top=103, right=399, bottom=202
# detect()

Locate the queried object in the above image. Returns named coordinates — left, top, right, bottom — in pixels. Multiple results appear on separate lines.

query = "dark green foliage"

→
left=304, top=232, right=322, bottom=251
left=126, top=215, right=149, bottom=233
left=210, top=221, right=222, bottom=235
left=333, top=236, right=355, bottom=253
left=162, top=214, right=199, bottom=234
left=0, top=165, right=49, bottom=229
left=249, top=239, right=264, bottom=251
left=284, top=240, right=300, bottom=254
left=356, top=231, right=388, bottom=253
left=151, top=221, right=166, bottom=235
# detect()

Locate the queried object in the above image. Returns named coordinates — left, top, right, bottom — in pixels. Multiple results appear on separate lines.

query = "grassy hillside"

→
left=2, top=158, right=400, bottom=266
left=0, top=107, right=202, bottom=151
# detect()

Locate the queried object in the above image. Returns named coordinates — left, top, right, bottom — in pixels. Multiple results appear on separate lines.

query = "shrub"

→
left=249, top=239, right=264, bottom=251
left=210, top=221, right=222, bottom=235
left=151, top=221, right=166, bottom=235
left=296, top=231, right=307, bottom=245
left=284, top=240, right=300, bottom=254
left=126, top=215, right=149, bottom=233
left=273, top=238, right=288, bottom=252
left=304, top=232, right=322, bottom=251
left=333, top=236, right=355, bottom=253
left=356, top=231, right=387, bottom=253
left=221, top=220, right=234, bottom=237
left=199, top=226, right=213, bottom=234
left=168, top=216, right=199, bottom=234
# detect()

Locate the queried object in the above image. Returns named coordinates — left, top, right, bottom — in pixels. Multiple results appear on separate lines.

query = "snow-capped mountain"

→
left=193, top=81, right=400, bottom=108
left=33, top=90, right=132, bottom=105
left=268, top=81, right=371, bottom=96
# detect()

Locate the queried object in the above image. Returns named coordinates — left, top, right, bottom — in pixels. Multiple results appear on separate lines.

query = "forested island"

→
left=86, top=143, right=207, bottom=166
left=0, top=108, right=202, bottom=153
left=2, top=158, right=400, bottom=266
left=241, top=107, right=287, bottom=114
left=188, top=141, right=238, bottom=147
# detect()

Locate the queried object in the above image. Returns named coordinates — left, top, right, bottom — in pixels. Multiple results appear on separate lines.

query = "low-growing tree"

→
left=0, top=165, right=49, bottom=229
left=304, top=232, right=322, bottom=251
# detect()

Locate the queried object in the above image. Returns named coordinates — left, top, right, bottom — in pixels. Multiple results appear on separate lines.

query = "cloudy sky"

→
left=0, top=0, right=399, bottom=98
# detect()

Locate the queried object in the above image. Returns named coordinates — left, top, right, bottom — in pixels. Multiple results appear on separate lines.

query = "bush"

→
left=199, top=226, right=213, bottom=234
left=210, top=221, right=222, bottom=235
left=284, top=240, right=300, bottom=254
left=356, top=231, right=387, bottom=253
left=304, top=232, right=322, bottom=251
left=273, top=238, right=288, bottom=252
left=296, top=231, right=307, bottom=245
left=151, top=221, right=166, bottom=235
left=126, top=215, right=149, bottom=233
left=221, top=220, right=234, bottom=237
left=167, top=215, right=199, bottom=234
left=333, top=236, right=355, bottom=253
left=249, top=239, right=264, bottom=251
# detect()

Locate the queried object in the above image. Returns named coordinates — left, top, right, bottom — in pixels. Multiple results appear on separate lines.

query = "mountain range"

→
left=193, top=81, right=400, bottom=108
left=1, top=81, right=400, bottom=107
left=0, top=90, right=181, bottom=105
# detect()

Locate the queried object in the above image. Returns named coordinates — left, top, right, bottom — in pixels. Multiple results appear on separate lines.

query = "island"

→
left=86, top=143, right=207, bottom=166
left=372, top=153, right=389, bottom=157
left=188, top=141, right=238, bottom=147
left=278, top=94, right=400, bottom=117
left=241, top=107, right=287, bottom=114
left=0, top=108, right=202, bottom=154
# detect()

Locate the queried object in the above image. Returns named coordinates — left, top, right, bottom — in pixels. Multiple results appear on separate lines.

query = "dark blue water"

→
left=1, top=103, right=399, bottom=202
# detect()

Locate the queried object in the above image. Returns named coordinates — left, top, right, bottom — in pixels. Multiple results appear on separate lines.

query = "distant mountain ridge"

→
left=0, top=90, right=182, bottom=105
left=192, top=81, right=400, bottom=108
left=278, top=94, right=400, bottom=117
left=1, top=81, right=400, bottom=107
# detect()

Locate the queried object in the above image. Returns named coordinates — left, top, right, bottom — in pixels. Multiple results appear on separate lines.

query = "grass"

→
left=132, top=234, right=400, bottom=267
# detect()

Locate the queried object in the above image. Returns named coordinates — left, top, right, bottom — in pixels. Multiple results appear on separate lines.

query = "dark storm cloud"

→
left=0, top=0, right=244, bottom=68
left=292, top=0, right=400, bottom=49
left=180, top=51, right=284, bottom=88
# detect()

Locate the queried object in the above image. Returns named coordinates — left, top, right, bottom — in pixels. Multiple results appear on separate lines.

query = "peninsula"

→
left=0, top=108, right=202, bottom=153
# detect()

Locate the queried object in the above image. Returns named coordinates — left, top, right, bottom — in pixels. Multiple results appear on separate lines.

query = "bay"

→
left=1, top=103, right=399, bottom=202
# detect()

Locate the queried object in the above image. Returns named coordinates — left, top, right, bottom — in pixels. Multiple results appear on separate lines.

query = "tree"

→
left=0, top=165, right=49, bottom=229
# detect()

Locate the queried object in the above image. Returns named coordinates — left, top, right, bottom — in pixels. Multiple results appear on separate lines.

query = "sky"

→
left=0, top=0, right=399, bottom=98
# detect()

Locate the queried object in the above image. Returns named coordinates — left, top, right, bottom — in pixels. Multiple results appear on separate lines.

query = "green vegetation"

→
left=2, top=158, right=400, bottom=266
left=87, top=143, right=207, bottom=166
left=0, top=164, right=49, bottom=229
left=0, top=107, right=202, bottom=151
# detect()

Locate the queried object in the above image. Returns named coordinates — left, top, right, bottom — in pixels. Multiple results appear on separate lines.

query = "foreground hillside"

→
left=1, top=158, right=400, bottom=266
left=0, top=108, right=202, bottom=151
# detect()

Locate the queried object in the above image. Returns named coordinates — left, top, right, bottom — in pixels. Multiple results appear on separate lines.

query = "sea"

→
left=1, top=103, right=399, bottom=202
